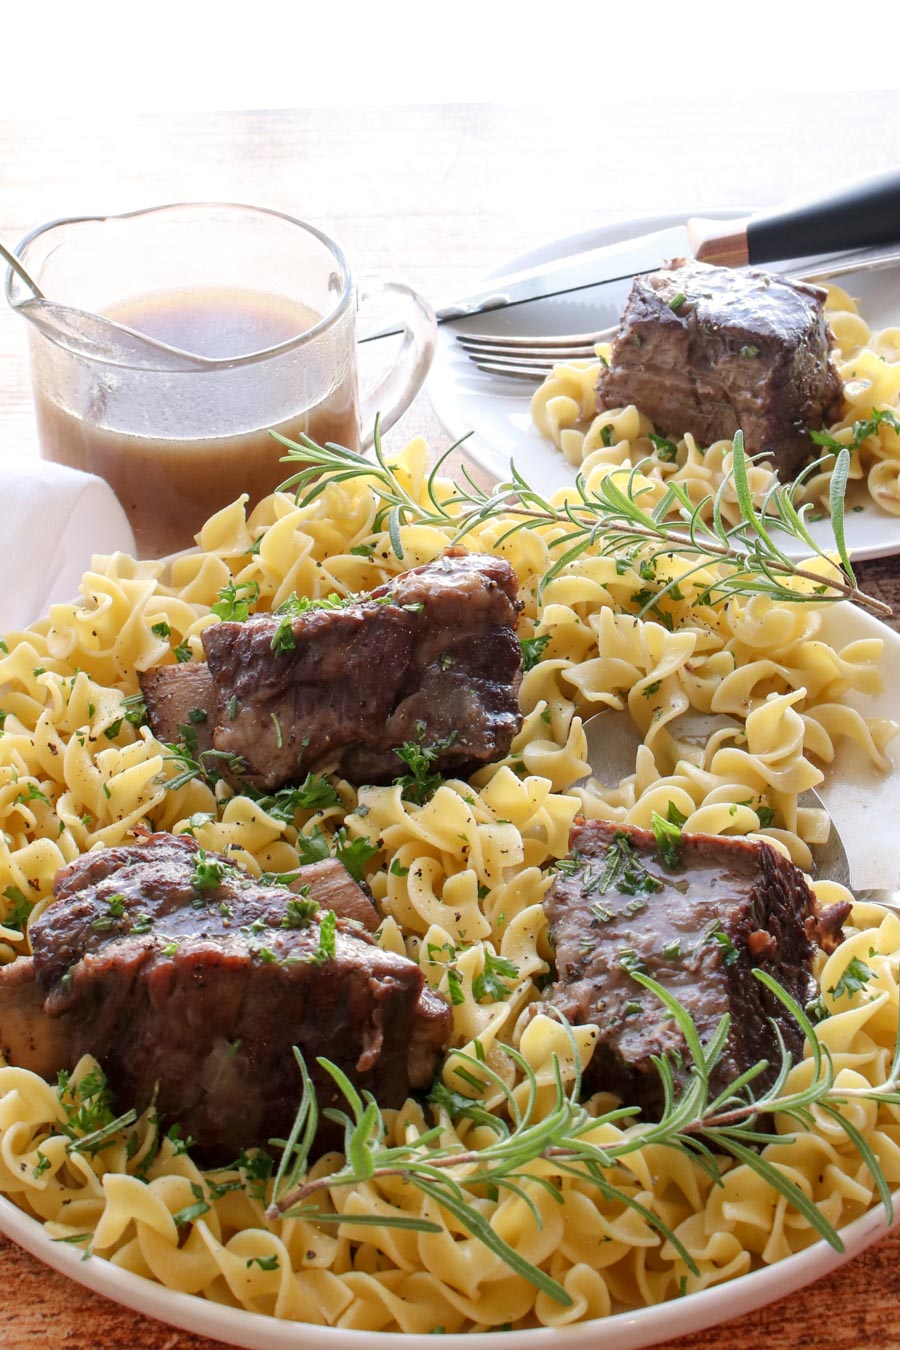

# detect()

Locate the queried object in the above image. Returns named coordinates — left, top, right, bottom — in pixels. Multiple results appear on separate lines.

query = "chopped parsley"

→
left=173, top=642, right=192, bottom=663
left=828, top=956, right=874, bottom=1001
left=179, top=811, right=216, bottom=836
left=393, top=724, right=456, bottom=806
left=121, top=692, right=148, bottom=727
left=650, top=811, right=683, bottom=868
left=705, top=927, right=740, bottom=966
left=428, top=1081, right=504, bottom=1134
left=90, top=894, right=126, bottom=932
left=310, top=908, right=337, bottom=964
left=282, top=894, right=319, bottom=929
left=648, top=432, right=679, bottom=463
left=445, top=966, right=466, bottom=1006
left=519, top=633, right=551, bottom=672
left=211, top=579, right=260, bottom=622
left=2, top=885, right=32, bottom=930
left=294, top=773, right=342, bottom=810
left=172, top=1183, right=212, bottom=1227
left=56, top=1066, right=136, bottom=1155
left=472, top=951, right=520, bottom=1002
left=190, top=849, right=233, bottom=893
left=294, top=824, right=379, bottom=882
left=269, top=591, right=356, bottom=653
left=150, top=621, right=172, bottom=638
left=665, top=801, right=688, bottom=828
left=810, top=408, right=900, bottom=456
left=234, top=1148, right=274, bottom=1200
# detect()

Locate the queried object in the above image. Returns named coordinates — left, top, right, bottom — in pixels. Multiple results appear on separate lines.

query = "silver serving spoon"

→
left=0, top=237, right=218, bottom=371
left=577, top=708, right=900, bottom=908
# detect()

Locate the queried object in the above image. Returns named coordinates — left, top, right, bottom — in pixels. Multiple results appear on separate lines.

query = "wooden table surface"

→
left=1, top=97, right=900, bottom=1348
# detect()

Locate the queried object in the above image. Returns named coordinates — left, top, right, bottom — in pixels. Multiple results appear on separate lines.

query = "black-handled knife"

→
left=424, top=168, right=900, bottom=327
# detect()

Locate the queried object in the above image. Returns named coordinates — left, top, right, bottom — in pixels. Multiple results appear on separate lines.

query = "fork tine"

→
left=465, top=357, right=556, bottom=381
left=457, top=338, right=600, bottom=361
left=455, top=323, right=615, bottom=380
left=455, top=327, right=612, bottom=353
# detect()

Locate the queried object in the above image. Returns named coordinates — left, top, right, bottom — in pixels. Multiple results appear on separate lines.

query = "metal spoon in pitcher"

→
left=0, top=236, right=216, bottom=371
left=576, top=707, right=900, bottom=909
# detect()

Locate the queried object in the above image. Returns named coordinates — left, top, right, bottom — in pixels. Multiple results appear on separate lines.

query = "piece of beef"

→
left=140, top=665, right=216, bottom=757
left=6, top=833, right=450, bottom=1162
left=596, top=259, right=843, bottom=476
left=140, top=549, right=523, bottom=791
left=0, top=957, right=69, bottom=1076
left=290, top=858, right=379, bottom=932
left=543, top=819, right=850, bottom=1116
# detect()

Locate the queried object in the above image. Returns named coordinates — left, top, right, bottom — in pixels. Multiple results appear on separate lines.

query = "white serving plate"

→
left=1, top=600, right=898, bottom=1348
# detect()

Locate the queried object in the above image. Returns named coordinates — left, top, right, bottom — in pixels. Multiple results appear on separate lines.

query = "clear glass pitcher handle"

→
left=356, top=276, right=436, bottom=450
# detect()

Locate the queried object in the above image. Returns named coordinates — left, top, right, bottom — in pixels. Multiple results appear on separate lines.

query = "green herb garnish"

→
left=311, top=908, right=337, bottom=964
left=211, top=579, right=260, bottom=622
left=597, top=832, right=662, bottom=897
left=272, top=424, right=887, bottom=617
left=650, top=811, right=683, bottom=868
left=190, top=849, right=233, bottom=892
left=393, top=723, right=456, bottom=806
left=266, top=964, right=900, bottom=1308
left=829, top=957, right=874, bottom=1001
left=472, top=951, right=520, bottom=1003
left=519, top=633, right=551, bottom=671
left=282, top=895, right=319, bottom=929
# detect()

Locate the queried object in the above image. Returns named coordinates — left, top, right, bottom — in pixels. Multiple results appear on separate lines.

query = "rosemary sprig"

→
left=265, top=971, right=900, bottom=1306
left=273, top=425, right=889, bottom=617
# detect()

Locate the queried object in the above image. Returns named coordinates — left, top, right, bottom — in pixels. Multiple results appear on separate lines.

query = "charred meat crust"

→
left=596, top=259, right=843, bottom=477
left=140, top=548, right=524, bottom=791
left=8, top=833, right=451, bottom=1162
left=543, top=819, right=850, bottom=1117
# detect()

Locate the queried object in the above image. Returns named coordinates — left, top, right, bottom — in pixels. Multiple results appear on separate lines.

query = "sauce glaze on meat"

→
left=596, top=259, right=843, bottom=476
left=141, top=548, right=523, bottom=791
left=544, top=819, right=850, bottom=1116
left=5, top=833, right=451, bottom=1162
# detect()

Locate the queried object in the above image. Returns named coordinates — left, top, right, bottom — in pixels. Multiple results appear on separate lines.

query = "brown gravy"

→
left=34, top=287, right=359, bottom=559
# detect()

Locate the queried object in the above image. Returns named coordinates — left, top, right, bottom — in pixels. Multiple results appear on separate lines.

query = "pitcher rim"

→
left=4, top=201, right=355, bottom=370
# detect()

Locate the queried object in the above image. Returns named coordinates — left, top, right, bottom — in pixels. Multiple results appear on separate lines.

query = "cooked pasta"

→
left=0, top=437, right=898, bottom=1332
left=531, top=284, right=900, bottom=521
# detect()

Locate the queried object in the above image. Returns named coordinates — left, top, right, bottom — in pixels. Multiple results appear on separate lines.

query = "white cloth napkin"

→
left=0, top=459, right=136, bottom=634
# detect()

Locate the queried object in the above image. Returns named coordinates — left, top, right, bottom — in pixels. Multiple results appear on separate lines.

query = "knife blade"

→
left=360, top=168, right=900, bottom=341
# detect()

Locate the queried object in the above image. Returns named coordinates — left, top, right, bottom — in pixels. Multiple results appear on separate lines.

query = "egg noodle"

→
left=532, top=284, right=900, bottom=522
left=0, top=438, right=899, bottom=1332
